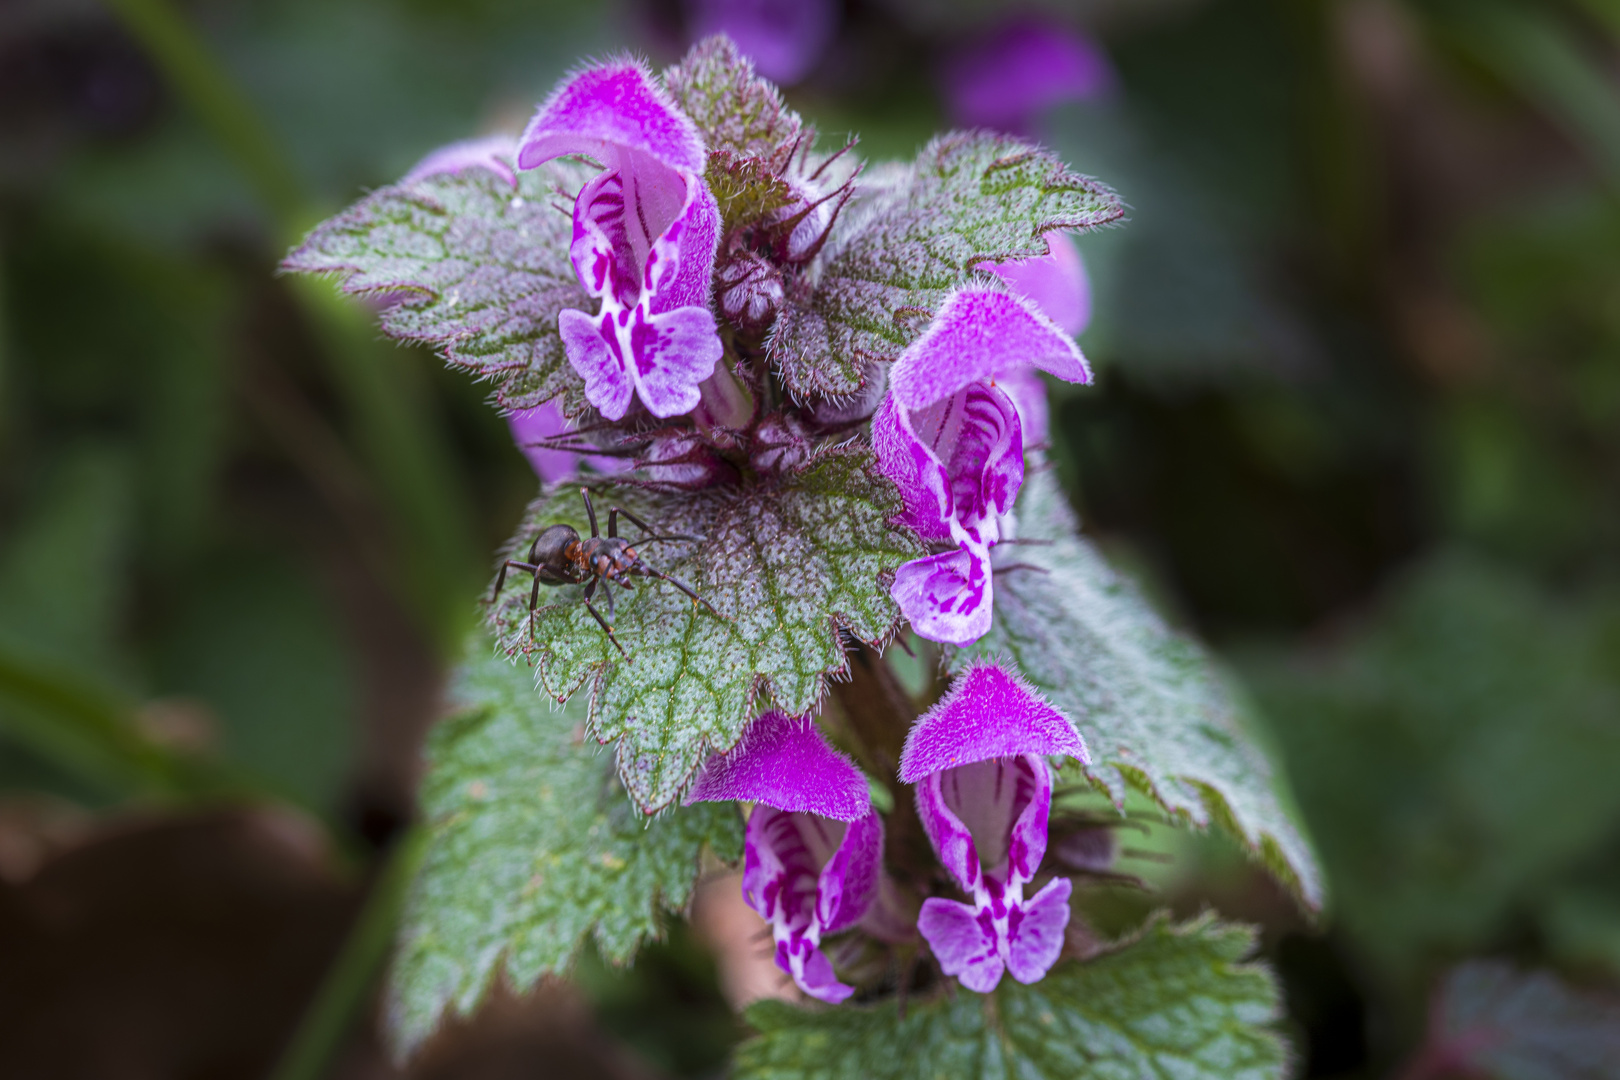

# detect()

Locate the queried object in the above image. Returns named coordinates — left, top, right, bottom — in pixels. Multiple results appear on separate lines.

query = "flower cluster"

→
left=395, top=45, right=1099, bottom=646
left=689, top=662, right=1089, bottom=1000
left=296, top=32, right=1130, bottom=1013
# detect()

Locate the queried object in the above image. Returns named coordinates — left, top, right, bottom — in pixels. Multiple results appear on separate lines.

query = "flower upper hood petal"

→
left=685, top=710, right=871, bottom=822
left=517, top=58, right=706, bottom=174
left=887, top=289, right=1091, bottom=413
left=900, top=661, right=1088, bottom=783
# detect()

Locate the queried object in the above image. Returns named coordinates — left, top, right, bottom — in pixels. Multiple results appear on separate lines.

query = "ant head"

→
left=529, top=523, right=581, bottom=571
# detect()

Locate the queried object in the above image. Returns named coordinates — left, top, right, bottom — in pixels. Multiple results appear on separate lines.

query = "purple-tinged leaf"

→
left=767, top=131, right=1122, bottom=398
left=283, top=160, right=596, bottom=415
left=488, top=446, right=922, bottom=812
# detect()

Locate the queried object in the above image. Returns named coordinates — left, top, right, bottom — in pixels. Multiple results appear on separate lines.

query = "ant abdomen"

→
left=529, top=524, right=581, bottom=573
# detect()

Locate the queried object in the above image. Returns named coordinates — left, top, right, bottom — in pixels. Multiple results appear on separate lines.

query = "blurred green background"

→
left=2, top=0, right=1618, bottom=1077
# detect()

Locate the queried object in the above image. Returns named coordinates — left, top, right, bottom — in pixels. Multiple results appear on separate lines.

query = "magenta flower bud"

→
left=939, top=16, right=1114, bottom=136
left=506, top=401, right=632, bottom=482
left=899, top=662, right=1090, bottom=993
left=517, top=60, right=724, bottom=422
left=685, top=711, right=882, bottom=1003
left=872, top=289, right=1090, bottom=645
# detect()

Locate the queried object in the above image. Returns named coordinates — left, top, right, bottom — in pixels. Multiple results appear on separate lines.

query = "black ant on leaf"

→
left=488, top=488, right=721, bottom=662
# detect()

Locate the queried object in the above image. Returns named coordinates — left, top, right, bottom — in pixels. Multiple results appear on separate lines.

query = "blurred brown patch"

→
left=0, top=806, right=355, bottom=1079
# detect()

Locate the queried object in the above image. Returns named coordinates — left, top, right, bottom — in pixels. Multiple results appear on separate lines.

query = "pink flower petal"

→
left=889, top=545, right=995, bottom=648
left=402, top=134, right=518, bottom=188
left=888, top=289, right=1090, bottom=413
left=685, top=710, right=870, bottom=821
left=517, top=58, right=705, bottom=174
left=900, top=661, right=1088, bottom=783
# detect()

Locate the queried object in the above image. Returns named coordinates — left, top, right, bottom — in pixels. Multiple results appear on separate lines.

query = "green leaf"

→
left=735, top=914, right=1286, bottom=1080
left=949, top=470, right=1323, bottom=911
left=282, top=161, right=594, bottom=414
left=489, top=447, right=921, bottom=812
left=1422, top=961, right=1620, bottom=1080
left=1245, top=555, right=1620, bottom=986
left=768, top=132, right=1125, bottom=398
left=387, top=633, right=745, bottom=1057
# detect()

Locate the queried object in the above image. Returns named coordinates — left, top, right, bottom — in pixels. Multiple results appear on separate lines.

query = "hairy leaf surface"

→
left=735, top=915, right=1285, bottom=1080
left=388, top=634, right=744, bottom=1057
left=950, top=471, right=1323, bottom=910
left=489, top=448, right=921, bottom=811
left=768, top=132, right=1124, bottom=398
left=283, top=160, right=594, bottom=413
left=665, top=35, right=805, bottom=165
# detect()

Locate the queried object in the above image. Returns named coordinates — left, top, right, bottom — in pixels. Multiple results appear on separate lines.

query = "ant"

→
left=488, top=488, right=721, bottom=662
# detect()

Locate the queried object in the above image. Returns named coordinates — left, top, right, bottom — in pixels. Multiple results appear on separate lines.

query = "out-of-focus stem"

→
left=270, top=828, right=426, bottom=1080
left=99, top=0, right=307, bottom=228
left=103, top=0, right=481, bottom=652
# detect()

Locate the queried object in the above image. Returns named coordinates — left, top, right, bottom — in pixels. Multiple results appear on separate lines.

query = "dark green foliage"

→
left=735, top=915, right=1286, bottom=1080
left=388, top=635, right=745, bottom=1056
left=1425, top=961, right=1620, bottom=1080
left=1247, top=556, right=1620, bottom=987
left=951, top=470, right=1323, bottom=910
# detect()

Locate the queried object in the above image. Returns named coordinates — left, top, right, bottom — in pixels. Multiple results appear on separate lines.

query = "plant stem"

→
left=270, top=828, right=426, bottom=1080
left=832, top=642, right=936, bottom=888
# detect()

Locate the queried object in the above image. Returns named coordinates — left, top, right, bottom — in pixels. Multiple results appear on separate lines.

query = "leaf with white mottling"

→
left=736, top=915, right=1286, bottom=1080
left=950, top=470, right=1324, bottom=910
left=768, top=132, right=1124, bottom=398
left=387, top=634, right=744, bottom=1059
left=489, top=447, right=921, bottom=811
left=283, top=160, right=595, bottom=413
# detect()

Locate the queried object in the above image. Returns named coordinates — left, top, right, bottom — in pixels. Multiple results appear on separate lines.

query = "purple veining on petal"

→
left=685, top=710, right=870, bottom=822
left=901, top=662, right=1087, bottom=992
left=684, top=0, right=839, bottom=85
left=402, top=133, right=518, bottom=188
left=874, top=289, right=1087, bottom=645
left=889, top=545, right=994, bottom=647
left=939, top=16, right=1114, bottom=136
left=505, top=401, right=631, bottom=482
left=517, top=59, right=722, bottom=421
left=741, top=806, right=883, bottom=1003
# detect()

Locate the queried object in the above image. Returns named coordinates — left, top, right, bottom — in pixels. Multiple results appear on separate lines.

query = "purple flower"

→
left=981, top=231, right=1092, bottom=445
left=402, top=133, right=518, bottom=189
left=505, top=401, right=631, bottom=482
left=899, top=662, right=1089, bottom=993
left=939, top=16, right=1114, bottom=136
left=517, top=60, right=723, bottom=422
left=872, top=289, right=1089, bottom=646
left=685, top=711, right=882, bottom=1003
left=684, top=0, right=839, bottom=85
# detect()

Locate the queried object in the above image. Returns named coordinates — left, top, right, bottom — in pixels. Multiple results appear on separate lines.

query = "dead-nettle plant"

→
left=286, top=36, right=1324, bottom=1077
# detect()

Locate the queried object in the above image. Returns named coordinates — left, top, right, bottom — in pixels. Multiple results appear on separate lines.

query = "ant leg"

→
left=637, top=563, right=724, bottom=618
left=613, top=505, right=702, bottom=543
left=490, top=560, right=538, bottom=603
left=580, top=487, right=601, bottom=538
left=580, top=585, right=629, bottom=662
